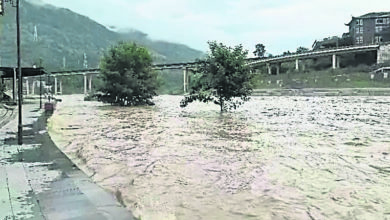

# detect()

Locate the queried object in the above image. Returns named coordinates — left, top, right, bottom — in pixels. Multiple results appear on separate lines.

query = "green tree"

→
left=181, top=41, right=253, bottom=112
left=296, top=46, right=309, bottom=54
left=98, top=42, right=158, bottom=106
left=253, top=43, right=266, bottom=57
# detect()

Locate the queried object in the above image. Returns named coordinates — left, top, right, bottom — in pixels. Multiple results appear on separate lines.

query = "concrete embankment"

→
left=0, top=100, right=134, bottom=220
left=253, top=88, right=390, bottom=96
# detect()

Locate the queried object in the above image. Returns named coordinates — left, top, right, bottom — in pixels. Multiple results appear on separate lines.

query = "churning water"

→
left=48, top=95, right=390, bottom=220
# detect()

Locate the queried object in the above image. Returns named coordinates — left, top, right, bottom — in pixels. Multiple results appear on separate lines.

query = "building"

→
left=346, top=12, right=390, bottom=45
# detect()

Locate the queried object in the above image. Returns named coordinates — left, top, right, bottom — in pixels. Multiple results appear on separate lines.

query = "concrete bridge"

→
left=2, top=43, right=389, bottom=98
left=247, top=44, right=386, bottom=74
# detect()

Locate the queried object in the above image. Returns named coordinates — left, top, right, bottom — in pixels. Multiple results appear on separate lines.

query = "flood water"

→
left=48, top=95, right=390, bottom=220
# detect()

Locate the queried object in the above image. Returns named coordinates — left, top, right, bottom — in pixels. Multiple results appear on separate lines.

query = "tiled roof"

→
left=357, top=12, right=390, bottom=19
left=346, top=12, right=390, bottom=25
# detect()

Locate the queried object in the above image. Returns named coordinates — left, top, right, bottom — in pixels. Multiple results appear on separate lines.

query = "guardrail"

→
left=370, top=67, right=390, bottom=74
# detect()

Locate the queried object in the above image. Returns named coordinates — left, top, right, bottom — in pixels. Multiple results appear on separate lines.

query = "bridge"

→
left=247, top=44, right=382, bottom=74
left=1, top=43, right=389, bottom=99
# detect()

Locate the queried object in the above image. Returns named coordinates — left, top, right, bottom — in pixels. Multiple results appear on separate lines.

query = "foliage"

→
left=181, top=41, right=253, bottom=112
left=98, top=42, right=158, bottom=106
left=296, top=46, right=309, bottom=54
left=252, top=65, right=390, bottom=89
left=253, top=43, right=266, bottom=57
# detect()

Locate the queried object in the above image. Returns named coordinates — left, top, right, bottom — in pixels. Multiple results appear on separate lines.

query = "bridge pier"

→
left=59, top=78, right=63, bottom=95
left=25, top=78, right=29, bottom=96
left=332, top=54, right=337, bottom=69
left=295, top=59, right=299, bottom=71
left=267, top=63, right=271, bottom=75
left=89, top=74, right=93, bottom=92
left=84, top=74, right=87, bottom=95
left=337, top=56, right=341, bottom=68
left=276, top=63, right=281, bottom=75
left=54, top=77, right=58, bottom=95
left=31, top=80, right=35, bottom=95
left=183, top=67, right=188, bottom=94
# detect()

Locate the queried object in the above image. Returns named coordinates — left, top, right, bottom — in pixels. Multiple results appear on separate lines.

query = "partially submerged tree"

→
left=98, top=42, right=158, bottom=106
left=181, top=41, right=253, bottom=112
left=253, top=43, right=266, bottom=57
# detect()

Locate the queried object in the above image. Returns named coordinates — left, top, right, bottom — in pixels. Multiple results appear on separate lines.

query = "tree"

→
left=98, top=42, right=158, bottom=106
left=253, top=43, right=266, bottom=57
left=180, top=41, right=253, bottom=112
left=296, top=46, right=309, bottom=54
left=282, top=50, right=292, bottom=56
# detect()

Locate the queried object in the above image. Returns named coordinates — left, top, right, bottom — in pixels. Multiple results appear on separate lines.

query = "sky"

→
left=36, top=0, right=389, bottom=56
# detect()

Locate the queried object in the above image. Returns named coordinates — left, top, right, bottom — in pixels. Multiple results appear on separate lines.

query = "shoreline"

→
left=252, top=88, right=390, bottom=96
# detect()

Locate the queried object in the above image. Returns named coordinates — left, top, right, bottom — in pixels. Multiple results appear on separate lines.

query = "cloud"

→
left=39, top=0, right=389, bottom=54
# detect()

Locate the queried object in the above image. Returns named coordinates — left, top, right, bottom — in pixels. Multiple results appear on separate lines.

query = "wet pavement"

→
left=0, top=101, right=134, bottom=220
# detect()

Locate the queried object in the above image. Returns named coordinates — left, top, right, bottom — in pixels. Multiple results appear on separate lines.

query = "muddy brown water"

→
left=48, top=95, right=390, bottom=220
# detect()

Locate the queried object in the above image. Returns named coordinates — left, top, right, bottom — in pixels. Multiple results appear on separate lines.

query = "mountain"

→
left=0, top=0, right=204, bottom=71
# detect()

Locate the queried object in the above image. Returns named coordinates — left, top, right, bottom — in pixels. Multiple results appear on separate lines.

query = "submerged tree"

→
left=181, top=41, right=253, bottom=112
left=98, top=42, right=158, bottom=106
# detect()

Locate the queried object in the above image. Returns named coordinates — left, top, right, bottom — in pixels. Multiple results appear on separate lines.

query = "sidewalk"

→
left=0, top=101, right=135, bottom=220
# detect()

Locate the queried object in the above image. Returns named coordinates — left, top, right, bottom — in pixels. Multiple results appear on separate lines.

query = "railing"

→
left=370, top=67, right=390, bottom=74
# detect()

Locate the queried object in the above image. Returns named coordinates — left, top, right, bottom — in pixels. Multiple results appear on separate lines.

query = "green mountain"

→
left=0, top=0, right=204, bottom=71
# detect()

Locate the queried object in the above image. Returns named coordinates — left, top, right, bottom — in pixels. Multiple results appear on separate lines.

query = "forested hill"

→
left=0, top=0, right=204, bottom=71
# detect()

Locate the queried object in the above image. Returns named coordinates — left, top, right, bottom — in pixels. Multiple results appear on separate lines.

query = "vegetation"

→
left=253, top=43, right=266, bottom=57
left=252, top=64, right=389, bottom=89
left=181, top=41, right=253, bottom=112
left=296, top=46, right=309, bottom=54
left=98, top=42, right=158, bottom=106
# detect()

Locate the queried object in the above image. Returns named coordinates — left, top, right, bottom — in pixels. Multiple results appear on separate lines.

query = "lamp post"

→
left=16, top=0, right=22, bottom=145
left=2, top=0, right=22, bottom=144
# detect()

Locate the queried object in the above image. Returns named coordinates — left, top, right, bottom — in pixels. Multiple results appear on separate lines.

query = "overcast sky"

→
left=36, top=0, right=389, bottom=56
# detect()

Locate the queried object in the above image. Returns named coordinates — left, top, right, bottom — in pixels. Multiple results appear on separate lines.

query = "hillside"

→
left=0, top=0, right=204, bottom=71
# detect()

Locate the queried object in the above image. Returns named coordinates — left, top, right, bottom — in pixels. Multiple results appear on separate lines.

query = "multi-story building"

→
left=346, top=12, right=390, bottom=45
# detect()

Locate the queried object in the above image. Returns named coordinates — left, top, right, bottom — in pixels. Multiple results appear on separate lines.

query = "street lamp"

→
left=1, top=0, right=23, bottom=144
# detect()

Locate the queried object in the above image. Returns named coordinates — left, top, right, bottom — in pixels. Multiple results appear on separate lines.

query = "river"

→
left=48, top=94, right=390, bottom=220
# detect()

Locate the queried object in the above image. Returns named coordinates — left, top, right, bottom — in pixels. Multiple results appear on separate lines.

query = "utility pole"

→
left=3, top=0, right=23, bottom=144
left=16, top=0, right=23, bottom=145
left=39, top=74, right=42, bottom=108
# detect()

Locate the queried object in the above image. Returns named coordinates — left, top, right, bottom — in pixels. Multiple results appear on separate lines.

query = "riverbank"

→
left=252, top=88, right=390, bottom=96
left=0, top=99, right=134, bottom=219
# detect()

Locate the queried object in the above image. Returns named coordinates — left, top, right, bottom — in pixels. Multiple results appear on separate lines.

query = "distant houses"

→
left=313, top=12, right=390, bottom=50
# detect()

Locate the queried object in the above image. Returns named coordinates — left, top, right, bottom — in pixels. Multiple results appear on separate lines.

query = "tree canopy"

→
left=253, top=43, right=266, bottom=57
left=181, top=41, right=253, bottom=112
left=98, top=42, right=158, bottom=106
left=296, top=46, right=309, bottom=54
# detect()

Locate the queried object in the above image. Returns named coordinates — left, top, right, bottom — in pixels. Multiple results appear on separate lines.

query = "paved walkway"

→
left=0, top=102, right=135, bottom=220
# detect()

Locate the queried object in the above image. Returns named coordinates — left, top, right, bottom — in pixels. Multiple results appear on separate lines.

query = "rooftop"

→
left=346, top=12, right=390, bottom=25
left=0, top=67, right=49, bottom=79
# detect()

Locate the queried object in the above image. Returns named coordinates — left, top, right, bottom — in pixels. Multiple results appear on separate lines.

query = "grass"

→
left=252, top=66, right=390, bottom=89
